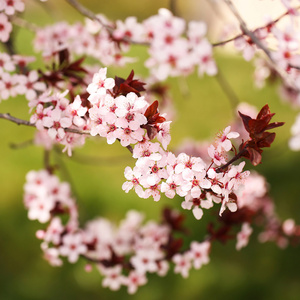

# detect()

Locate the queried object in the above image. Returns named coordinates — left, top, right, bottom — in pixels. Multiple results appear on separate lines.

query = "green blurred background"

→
left=0, top=1, right=300, bottom=299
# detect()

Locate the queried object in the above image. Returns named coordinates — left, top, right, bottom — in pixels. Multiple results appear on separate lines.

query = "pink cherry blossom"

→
left=42, top=108, right=73, bottom=140
left=172, top=252, right=192, bottom=278
left=130, top=249, right=161, bottom=274
left=18, top=70, right=47, bottom=101
left=0, top=13, right=12, bottom=42
left=99, top=265, right=125, bottom=291
left=157, top=120, right=172, bottom=150
left=59, top=232, right=87, bottom=263
left=236, top=223, right=253, bottom=250
left=0, top=72, right=18, bottom=100
left=161, top=174, right=185, bottom=198
left=67, top=95, right=87, bottom=127
left=116, top=126, right=145, bottom=147
left=217, top=126, right=239, bottom=152
left=190, top=241, right=210, bottom=269
left=86, top=67, right=115, bottom=95
left=0, top=52, right=15, bottom=72
left=2, top=0, right=25, bottom=15
left=124, top=271, right=147, bottom=294
left=122, top=166, right=144, bottom=198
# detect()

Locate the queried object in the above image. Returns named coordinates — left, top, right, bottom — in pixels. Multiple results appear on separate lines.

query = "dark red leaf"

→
left=144, top=100, right=159, bottom=120
left=257, top=132, right=276, bottom=148
left=248, top=147, right=262, bottom=166
left=58, top=48, right=69, bottom=66
left=265, top=121, right=285, bottom=131
left=238, top=111, right=252, bottom=133
left=113, top=70, right=146, bottom=96
left=248, top=115, right=273, bottom=135
left=256, top=104, right=271, bottom=119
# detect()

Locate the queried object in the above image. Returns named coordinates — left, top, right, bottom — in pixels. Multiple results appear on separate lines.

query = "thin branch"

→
left=10, top=139, right=33, bottom=149
left=215, top=147, right=247, bottom=173
left=169, top=0, right=178, bottom=17
left=12, top=16, right=39, bottom=32
left=65, top=0, right=102, bottom=24
left=0, top=113, right=90, bottom=134
left=0, top=113, right=35, bottom=127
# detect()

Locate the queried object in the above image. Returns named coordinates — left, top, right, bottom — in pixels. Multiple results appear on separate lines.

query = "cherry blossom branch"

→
left=65, top=0, right=103, bottom=23
left=212, top=5, right=300, bottom=47
left=0, top=113, right=35, bottom=128
left=215, top=147, right=247, bottom=173
left=223, top=0, right=271, bottom=59
left=0, top=113, right=135, bottom=155
left=223, top=0, right=299, bottom=90
left=0, top=113, right=90, bottom=134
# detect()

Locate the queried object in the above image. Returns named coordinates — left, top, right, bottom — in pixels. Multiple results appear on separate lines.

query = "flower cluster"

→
left=1, top=0, right=299, bottom=295
left=30, top=90, right=88, bottom=155
left=0, top=53, right=45, bottom=102
left=123, top=126, right=249, bottom=219
left=0, top=0, right=25, bottom=42
left=84, top=67, right=251, bottom=218
left=34, top=8, right=216, bottom=80
left=86, top=67, right=171, bottom=148
left=24, top=170, right=212, bottom=294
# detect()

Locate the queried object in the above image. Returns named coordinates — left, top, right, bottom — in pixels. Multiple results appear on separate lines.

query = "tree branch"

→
left=0, top=112, right=134, bottom=154
left=0, top=113, right=90, bottom=134
left=215, top=68, right=240, bottom=110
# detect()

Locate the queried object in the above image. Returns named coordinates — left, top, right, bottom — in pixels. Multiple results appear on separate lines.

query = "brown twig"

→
left=0, top=113, right=90, bottom=134
left=0, top=113, right=35, bottom=127
left=10, top=139, right=33, bottom=149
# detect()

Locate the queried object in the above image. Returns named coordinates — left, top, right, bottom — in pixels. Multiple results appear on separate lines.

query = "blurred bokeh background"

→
left=0, top=0, right=300, bottom=299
